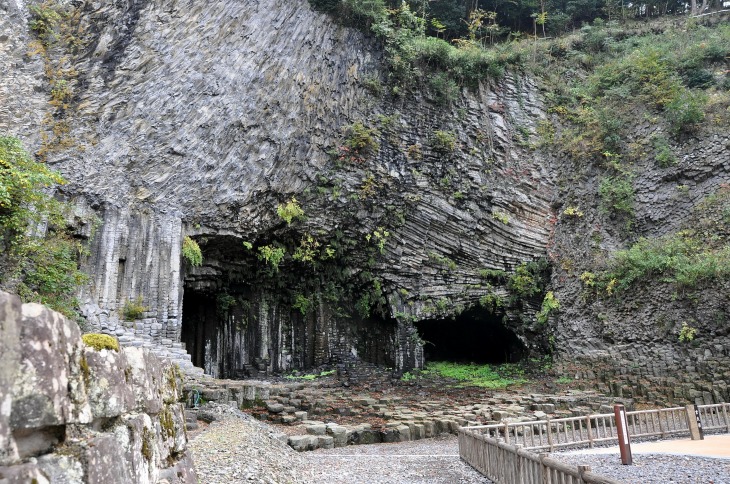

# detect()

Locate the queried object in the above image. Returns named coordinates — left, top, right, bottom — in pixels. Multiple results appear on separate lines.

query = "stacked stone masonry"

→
left=0, top=291, right=197, bottom=483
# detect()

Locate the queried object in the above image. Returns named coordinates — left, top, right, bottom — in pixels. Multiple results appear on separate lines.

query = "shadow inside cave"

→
left=414, top=307, right=525, bottom=364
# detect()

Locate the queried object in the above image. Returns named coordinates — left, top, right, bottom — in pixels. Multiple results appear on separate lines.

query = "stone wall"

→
left=0, top=291, right=196, bottom=483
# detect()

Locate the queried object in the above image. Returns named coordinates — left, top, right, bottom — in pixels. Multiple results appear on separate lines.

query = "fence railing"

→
left=459, top=429, right=623, bottom=484
left=459, top=403, right=730, bottom=484
left=462, top=403, right=730, bottom=452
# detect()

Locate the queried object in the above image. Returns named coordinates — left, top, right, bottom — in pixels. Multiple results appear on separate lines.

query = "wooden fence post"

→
left=686, top=404, right=704, bottom=440
left=586, top=416, right=594, bottom=448
left=539, top=453, right=551, bottom=484
left=546, top=418, right=554, bottom=451
left=578, top=465, right=591, bottom=484
left=614, top=404, right=633, bottom=465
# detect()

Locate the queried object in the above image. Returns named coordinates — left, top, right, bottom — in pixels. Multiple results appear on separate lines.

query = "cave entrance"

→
left=180, top=291, right=216, bottom=370
left=415, top=307, right=524, bottom=364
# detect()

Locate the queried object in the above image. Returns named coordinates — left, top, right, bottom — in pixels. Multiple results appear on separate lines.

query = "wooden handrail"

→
left=460, top=403, right=730, bottom=483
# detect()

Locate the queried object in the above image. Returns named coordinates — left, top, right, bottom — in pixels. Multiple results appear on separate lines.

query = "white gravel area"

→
left=188, top=403, right=490, bottom=483
left=187, top=403, right=730, bottom=484
left=553, top=453, right=730, bottom=484
left=304, top=435, right=491, bottom=484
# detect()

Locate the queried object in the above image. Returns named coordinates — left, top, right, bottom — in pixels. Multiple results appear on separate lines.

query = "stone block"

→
left=123, top=348, right=164, bottom=414
left=85, top=435, right=134, bottom=484
left=156, top=453, right=197, bottom=484
left=288, top=435, right=315, bottom=452
left=36, top=453, right=84, bottom=483
left=422, top=420, right=435, bottom=438
left=0, top=291, right=20, bottom=465
left=306, top=424, right=327, bottom=435
left=396, top=425, right=411, bottom=442
left=294, top=411, right=307, bottom=421
left=326, top=426, right=347, bottom=447
left=0, top=462, right=51, bottom=483
left=317, top=435, right=334, bottom=449
left=413, top=423, right=425, bottom=440
left=349, top=429, right=381, bottom=445
left=381, top=428, right=399, bottom=443
left=11, top=303, right=91, bottom=431
left=266, top=402, right=285, bottom=413
left=83, top=346, right=135, bottom=418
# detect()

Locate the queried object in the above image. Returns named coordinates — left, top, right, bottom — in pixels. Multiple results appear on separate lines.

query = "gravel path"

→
left=304, top=435, right=491, bottom=484
left=554, top=453, right=730, bottom=484
left=188, top=403, right=729, bottom=484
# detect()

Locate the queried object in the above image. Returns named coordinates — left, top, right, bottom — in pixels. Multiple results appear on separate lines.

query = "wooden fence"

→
left=459, top=403, right=730, bottom=483
left=462, top=403, right=730, bottom=452
left=459, top=429, right=623, bottom=484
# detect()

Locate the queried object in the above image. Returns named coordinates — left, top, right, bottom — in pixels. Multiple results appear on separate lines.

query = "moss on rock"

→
left=82, top=333, right=120, bottom=352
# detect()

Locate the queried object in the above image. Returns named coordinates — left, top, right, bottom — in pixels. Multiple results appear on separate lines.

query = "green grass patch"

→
left=286, top=369, right=336, bottom=381
left=422, top=361, right=528, bottom=389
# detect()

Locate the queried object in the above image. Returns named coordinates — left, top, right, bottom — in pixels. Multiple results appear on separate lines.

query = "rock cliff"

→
left=1, top=0, right=728, bottom=403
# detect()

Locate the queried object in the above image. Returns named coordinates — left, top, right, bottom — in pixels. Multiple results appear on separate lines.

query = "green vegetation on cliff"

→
left=0, top=136, right=88, bottom=319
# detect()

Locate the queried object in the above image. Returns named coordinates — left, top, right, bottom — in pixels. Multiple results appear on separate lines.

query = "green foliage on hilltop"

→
left=0, top=136, right=88, bottom=319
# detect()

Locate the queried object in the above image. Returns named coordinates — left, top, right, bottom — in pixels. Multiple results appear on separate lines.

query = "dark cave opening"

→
left=415, top=307, right=525, bottom=364
left=180, top=291, right=216, bottom=370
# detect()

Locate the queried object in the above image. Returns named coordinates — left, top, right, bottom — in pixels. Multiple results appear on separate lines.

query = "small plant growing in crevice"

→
left=492, top=210, right=510, bottom=225
left=181, top=236, right=202, bottom=267
left=337, top=121, right=379, bottom=163
left=563, top=206, right=584, bottom=218
left=430, top=130, right=457, bottom=154
left=678, top=322, right=697, bottom=343
left=122, top=297, right=147, bottom=321
left=365, top=227, right=390, bottom=254
left=536, top=291, right=560, bottom=325
left=292, top=294, right=313, bottom=316
left=257, top=245, right=286, bottom=271
left=277, top=197, right=304, bottom=225
left=599, top=175, right=634, bottom=218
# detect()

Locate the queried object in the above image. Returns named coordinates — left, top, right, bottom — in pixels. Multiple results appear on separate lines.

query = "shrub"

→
left=430, top=130, right=457, bottom=154
left=678, top=322, right=697, bottom=343
left=181, top=236, right=202, bottom=267
left=603, top=232, right=730, bottom=293
left=599, top=176, right=634, bottom=217
left=277, top=197, right=304, bottom=224
left=653, top=136, right=677, bottom=168
left=338, top=122, right=379, bottom=163
left=292, top=294, right=313, bottom=316
left=665, top=90, right=706, bottom=134
left=122, top=297, right=147, bottom=321
left=257, top=245, right=286, bottom=271
left=536, top=291, right=560, bottom=325
left=29, top=1, right=62, bottom=44
left=82, top=333, right=120, bottom=352
left=0, top=136, right=87, bottom=319
left=428, top=72, right=459, bottom=105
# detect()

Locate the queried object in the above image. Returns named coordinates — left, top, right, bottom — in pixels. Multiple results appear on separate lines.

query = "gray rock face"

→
left=1, top=0, right=553, bottom=377
left=2, top=0, right=726, bottom=402
left=0, top=291, right=197, bottom=483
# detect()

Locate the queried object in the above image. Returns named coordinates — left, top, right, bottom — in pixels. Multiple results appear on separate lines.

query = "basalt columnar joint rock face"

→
left=0, top=291, right=197, bottom=483
left=1, top=0, right=728, bottom=402
left=1, top=0, right=552, bottom=377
